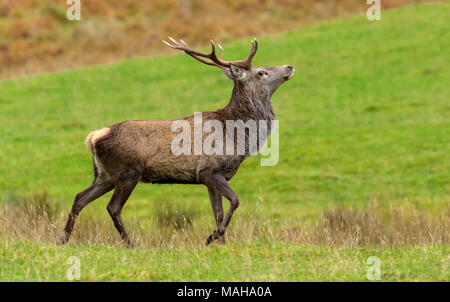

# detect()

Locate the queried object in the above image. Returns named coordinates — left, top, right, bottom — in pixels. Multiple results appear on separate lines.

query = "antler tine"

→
left=209, top=40, right=216, bottom=57
left=208, top=40, right=235, bottom=68
left=162, top=37, right=181, bottom=49
left=168, top=36, right=178, bottom=44
left=243, top=38, right=258, bottom=66
left=180, top=39, right=189, bottom=47
left=162, top=40, right=175, bottom=48
left=218, top=44, right=225, bottom=60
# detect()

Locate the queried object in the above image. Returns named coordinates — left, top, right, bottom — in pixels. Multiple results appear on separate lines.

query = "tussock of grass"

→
left=1, top=196, right=447, bottom=249
left=153, top=201, right=198, bottom=230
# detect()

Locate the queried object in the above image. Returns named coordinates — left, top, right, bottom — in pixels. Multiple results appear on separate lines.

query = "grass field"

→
left=0, top=3, right=449, bottom=281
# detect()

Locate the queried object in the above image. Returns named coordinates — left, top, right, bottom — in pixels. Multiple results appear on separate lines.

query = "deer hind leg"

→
left=205, top=173, right=239, bottom=245
left=207, top=186, right=225, bottom=244
left=106, top=176, right=140, bottom=248
left=59, top=176, right=114, bottom=245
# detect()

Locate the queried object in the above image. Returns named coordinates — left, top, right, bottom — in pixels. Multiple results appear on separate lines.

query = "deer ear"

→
left=229, top=64, right=246, bottom=81
left=222, top=67, right=233, bottom=80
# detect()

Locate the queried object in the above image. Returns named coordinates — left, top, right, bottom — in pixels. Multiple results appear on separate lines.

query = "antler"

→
left=163, top=38, right=225, bottom=68
left=162, top=37, right=258, bottom=70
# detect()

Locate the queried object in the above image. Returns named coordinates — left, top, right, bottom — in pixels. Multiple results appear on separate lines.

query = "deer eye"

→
left=258, top=70, right=265, bottom=76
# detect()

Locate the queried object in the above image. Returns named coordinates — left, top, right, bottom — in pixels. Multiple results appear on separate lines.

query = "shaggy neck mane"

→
left=218, top=81, right=276, bottom=122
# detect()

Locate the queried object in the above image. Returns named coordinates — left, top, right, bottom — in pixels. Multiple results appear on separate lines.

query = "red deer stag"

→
left=59, top=38, right=294, bottom=247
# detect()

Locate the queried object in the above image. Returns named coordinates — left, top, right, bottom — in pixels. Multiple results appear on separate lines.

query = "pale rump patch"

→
left=91, top=127, right=111, bottom=143
left=84, top=127, right=110, bottom=153
left=84, top=127, right=112, bottom=178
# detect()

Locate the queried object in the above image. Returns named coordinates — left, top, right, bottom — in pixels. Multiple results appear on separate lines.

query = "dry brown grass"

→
left=278, top=206, right=449, bottom=248
left=0, top=0, right=442, bottom=80
left=0, top=193, right=448, bottom=249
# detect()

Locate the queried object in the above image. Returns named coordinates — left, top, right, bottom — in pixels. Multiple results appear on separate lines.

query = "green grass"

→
left=0, top=3, right=449, bottom=281
left=1, top=238, right=447, bottom=281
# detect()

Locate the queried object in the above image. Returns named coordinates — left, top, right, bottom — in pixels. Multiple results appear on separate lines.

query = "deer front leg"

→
left=205, top=173, right=239, bottom=245
left=207, top=186, right=225, bottom=244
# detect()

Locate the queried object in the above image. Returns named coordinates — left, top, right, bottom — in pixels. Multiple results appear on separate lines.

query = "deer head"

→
left=163, top=37, right=295, bottom=96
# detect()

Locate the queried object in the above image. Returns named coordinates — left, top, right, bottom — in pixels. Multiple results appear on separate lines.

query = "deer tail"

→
left=84, top=127, right=111, bottom=154
left=85, top=131, right=96, bottom=153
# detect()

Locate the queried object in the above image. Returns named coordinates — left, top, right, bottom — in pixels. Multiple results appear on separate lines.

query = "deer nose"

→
left=287, top=65, right=294, bottom=70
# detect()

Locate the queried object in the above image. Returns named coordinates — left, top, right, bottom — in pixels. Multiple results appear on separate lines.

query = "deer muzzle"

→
left=284, top=65, right=295, bottom=81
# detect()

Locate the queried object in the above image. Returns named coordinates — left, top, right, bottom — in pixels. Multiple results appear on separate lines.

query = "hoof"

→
left=205, top=229, right=224, bottom=246
left=57, top=237, right=68, bottom=246
left=205, top=231, right=216, bottom=245
left=124, top=241, right=135, bottom=249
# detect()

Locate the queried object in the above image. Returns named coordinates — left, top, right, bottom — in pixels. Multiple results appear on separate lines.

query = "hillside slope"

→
left=0, top=0, right=441, bottom=79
